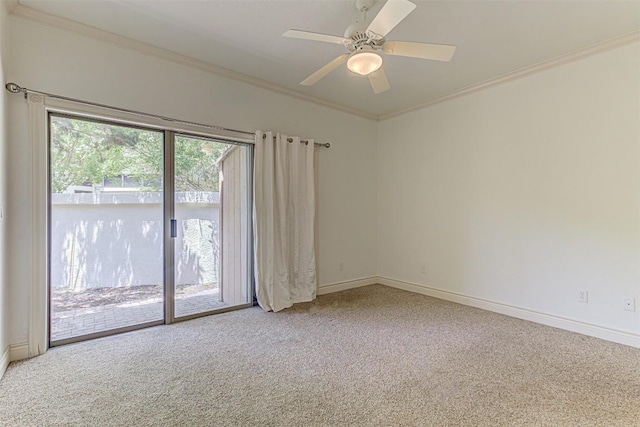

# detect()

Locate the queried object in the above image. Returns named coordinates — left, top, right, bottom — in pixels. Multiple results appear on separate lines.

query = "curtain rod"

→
left=261, top=133, right=330, bottom=148
left=5, top=82, right=330, bottom=148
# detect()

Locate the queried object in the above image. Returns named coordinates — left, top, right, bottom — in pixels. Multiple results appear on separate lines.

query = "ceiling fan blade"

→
left=283, top=29, right=350, bottom=46
left=300, top=54, right=350, bottom=86
left=383, top=41, right=456, bottom=62
left=366, top=0, right=416, bottom=38
left=368, top=67, right=391, bottom=94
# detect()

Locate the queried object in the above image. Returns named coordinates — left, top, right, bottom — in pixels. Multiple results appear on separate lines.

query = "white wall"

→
left=0, top=1, right=9, bottom=367
left=378, top=41, right=640, bottom=336
left=5, top=11, right=638, bottom=351
left=6, top=16, right=378, bottom=345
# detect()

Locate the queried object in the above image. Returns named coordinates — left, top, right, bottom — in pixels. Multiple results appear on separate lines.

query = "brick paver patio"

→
left=51, top=290, right=227, bottom=341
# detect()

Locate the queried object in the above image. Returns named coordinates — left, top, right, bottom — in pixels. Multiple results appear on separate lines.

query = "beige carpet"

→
left=1, top=284, right=639, bottom=426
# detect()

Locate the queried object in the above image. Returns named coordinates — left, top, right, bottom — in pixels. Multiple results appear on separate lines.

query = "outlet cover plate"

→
left=578, top=290, right=589, bottom=303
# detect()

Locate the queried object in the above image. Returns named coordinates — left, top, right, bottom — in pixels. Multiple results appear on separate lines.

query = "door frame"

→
left=28, top=95, right=254, bottom=355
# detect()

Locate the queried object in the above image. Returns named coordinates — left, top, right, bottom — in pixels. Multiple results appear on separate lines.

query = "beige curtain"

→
left=253, top=131, right=316, bottom=312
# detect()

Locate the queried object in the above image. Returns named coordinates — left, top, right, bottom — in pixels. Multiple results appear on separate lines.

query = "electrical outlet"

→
left=624, top=298, right=635, bottom=312
left=421, top=264, right=427, bottom=275
left=339, top=262, right=344, bottom=272
left=578, top=290, right=589, bottom=303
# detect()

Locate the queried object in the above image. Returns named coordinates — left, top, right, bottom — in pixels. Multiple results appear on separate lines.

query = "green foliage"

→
left=175, top=136, right=227, bottom=192
left=50, top=116, right=228, bottom=193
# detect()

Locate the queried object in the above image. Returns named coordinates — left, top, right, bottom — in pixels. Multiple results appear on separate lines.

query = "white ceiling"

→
left=16, top=0, right=640, bottom=118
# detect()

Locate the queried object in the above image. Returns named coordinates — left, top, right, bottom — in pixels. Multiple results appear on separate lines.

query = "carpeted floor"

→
left=1, top=284, right=639, bottom=426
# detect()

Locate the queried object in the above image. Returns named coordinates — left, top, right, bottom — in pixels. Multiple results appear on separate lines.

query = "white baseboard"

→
left=378, top=277, right=640, bottom=349
left=0, top=346, right=9, bottom=380
left=9, top=342, right=29, bottom=362
left=0, top=342, right=33, bottom=379
left=318, top=276, right=378, bottom=295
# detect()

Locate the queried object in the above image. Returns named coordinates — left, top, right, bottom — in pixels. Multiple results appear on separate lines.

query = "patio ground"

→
left=51, top=285, right=226, bottom=342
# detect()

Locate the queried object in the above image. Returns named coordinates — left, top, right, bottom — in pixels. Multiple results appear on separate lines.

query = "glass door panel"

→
left=173, top=135, right=251, bottom=318
left=49, top=115, right=164, bottom=344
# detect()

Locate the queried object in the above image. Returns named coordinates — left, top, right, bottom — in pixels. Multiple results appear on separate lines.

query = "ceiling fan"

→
left=283, top=0, right=456, bottom=94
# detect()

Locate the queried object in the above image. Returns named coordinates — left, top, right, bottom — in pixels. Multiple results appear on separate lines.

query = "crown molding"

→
left=379, top=31, right=640, bottom=121
left=8, top=2, right=379, bottom=121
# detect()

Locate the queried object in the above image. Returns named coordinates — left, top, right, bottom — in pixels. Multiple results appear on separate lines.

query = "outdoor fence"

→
left=50, top=192, right=220, bottom=290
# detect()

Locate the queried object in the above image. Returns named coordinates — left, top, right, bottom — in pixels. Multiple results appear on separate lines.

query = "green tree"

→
left=50, top=116, right=228, bottom=193
left=175, top=135, right=227, bottom=192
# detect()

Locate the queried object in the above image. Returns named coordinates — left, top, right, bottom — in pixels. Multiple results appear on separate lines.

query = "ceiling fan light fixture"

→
left=347, top=51, right=382, bottom=76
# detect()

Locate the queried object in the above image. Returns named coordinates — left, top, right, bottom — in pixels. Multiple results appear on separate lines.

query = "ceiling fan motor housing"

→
left=344, top=21, right=384, bottom=52
left=344, top=22, right=367, bottom=39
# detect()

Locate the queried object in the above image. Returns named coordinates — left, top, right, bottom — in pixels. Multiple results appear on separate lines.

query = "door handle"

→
left=170, top=219, right=177, bottom=238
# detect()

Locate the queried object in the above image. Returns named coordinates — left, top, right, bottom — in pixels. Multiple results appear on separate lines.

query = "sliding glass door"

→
left=49, top=115, right=165, bottom=344
left=49, top=114, right=252, bottom=345
left=172, top=135, right=252, bottom=319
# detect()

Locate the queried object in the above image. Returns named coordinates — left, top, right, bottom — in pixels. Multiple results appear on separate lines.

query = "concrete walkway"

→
left=51, top=290, right=227, bottom=342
